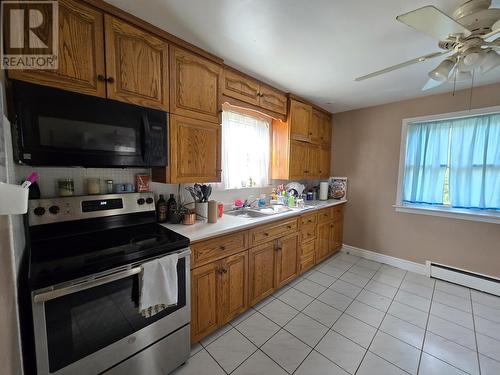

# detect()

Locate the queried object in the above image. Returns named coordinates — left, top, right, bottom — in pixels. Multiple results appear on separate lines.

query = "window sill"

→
left=394, top=203, right=500, bottom=225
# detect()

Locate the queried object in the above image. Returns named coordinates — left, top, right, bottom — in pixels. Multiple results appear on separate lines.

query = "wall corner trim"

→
left=341, top=244, right=427, bottom=275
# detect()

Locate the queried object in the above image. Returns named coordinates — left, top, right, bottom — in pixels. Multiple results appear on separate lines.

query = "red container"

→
left=217, top=203, right=224, bottom=218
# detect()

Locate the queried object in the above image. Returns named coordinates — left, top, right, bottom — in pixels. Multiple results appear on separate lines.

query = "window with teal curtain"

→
left=402, top=113, right=500, bottom=210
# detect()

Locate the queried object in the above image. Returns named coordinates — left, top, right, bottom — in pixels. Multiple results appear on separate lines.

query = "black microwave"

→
left=10, top=81, right=167, bottom=168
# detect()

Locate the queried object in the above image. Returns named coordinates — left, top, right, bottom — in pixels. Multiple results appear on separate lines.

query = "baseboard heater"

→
left=428, top=262, right=500, bottom=297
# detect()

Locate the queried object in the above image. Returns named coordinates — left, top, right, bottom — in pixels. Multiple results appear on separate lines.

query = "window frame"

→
left=395, top=105, right=500, bottom=225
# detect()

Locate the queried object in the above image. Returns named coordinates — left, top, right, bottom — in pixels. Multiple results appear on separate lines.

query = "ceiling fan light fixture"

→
left=480, top=50, right=500, bottom=73
left=455, top=69, right=473, bottom=82
left=428, top=58, right=455, bottom=81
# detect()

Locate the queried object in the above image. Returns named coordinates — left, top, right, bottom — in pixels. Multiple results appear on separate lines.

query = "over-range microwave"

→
left=10, top=80, right=167, bottom=168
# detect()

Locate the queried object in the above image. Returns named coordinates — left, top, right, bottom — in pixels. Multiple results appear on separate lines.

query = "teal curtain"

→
left=449, top=114, right=500, bottom=210
left=403, top=121, right=450, bottom=204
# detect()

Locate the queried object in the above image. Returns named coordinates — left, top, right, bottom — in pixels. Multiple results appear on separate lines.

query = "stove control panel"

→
left=28, top=192, right=155, bottom=226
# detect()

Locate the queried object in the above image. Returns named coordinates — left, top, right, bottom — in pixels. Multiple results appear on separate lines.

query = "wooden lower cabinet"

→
left=219, top=252, right=248, bottom=325
left=248, top=242, right=276, bottom=305
left=191, top=262, right=219, bottom=342
left=275, top=233, right=300, bottom=288
left=316, top=221, right=331, bottom=263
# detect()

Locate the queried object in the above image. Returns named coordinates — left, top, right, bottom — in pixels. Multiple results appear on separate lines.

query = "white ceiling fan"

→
left=355, top=0, right=500, bottom=91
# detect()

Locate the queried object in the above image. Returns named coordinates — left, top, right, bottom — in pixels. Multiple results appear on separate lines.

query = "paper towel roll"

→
left=208, top=200, right=218, bottom=223
left=319, top=182, right=329, bottom=201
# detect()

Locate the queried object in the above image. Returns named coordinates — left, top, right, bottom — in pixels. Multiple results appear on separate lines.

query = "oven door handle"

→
left=33, top=248, right=190, bottom=304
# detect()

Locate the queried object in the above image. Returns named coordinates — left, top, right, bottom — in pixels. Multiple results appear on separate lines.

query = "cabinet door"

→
left=331, top=219, right=343, bottom=254
left=170, top=46, right=222, bottom=123
left=289, top=141, right=309, bottom=180
left=289, top=99, right=312, bottom=142
left=319, top=113, right=332, bottom=146
left=319, top=146, right=330, bottom=178
left=222, top=70, right=259, bottom=106
left=307, top=145, right=320, bottom=179
left=248, top=242, right=276, bottom=306
left=191, top=262, right=219, bottom=342
left=316, top=221, right=331, bottom=263
left=169, top=114, right=221, bottom=183
left=310, top=110, right=322, bottom=144
left=275, top=233, right=299, bottom=288
left=259, top=85, right=287, bottom=115
left=219, top=252, right=248, bottom=325
left=8, top=0, right=106, bottom=97
left=104, top=15, right=169, bottom=111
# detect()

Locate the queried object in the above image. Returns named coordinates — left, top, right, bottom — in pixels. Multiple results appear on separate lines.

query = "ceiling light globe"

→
left=428, top=59, right=455, bottom=81
left=480, top=50, right=500, bottom=74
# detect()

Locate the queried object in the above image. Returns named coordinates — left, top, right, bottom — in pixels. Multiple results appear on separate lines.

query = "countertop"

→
left=161, top=199, right=347, bottom=243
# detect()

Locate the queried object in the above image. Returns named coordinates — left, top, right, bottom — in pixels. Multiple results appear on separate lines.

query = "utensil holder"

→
left=195, top=202, right=208, bottom=222
left=208, top=200, right=218, bottom=223
left=0, top=183, right=29, bottom=215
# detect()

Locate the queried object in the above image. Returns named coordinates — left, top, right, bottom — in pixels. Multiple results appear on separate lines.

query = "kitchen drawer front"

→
left=300, top=212, right=317, bottom=226
left=300, top=223, right=317, bottom=243
left=331, top=204, right=344, bottom=220
left=249, top=218, right=298, bottom=246
left=300, top=253, right=315, bottom=274
left=191, top=232, right=248, bottom=267
left=300, top=239, right=316, bottom=257
left=317, top=208, right=332, bottom=223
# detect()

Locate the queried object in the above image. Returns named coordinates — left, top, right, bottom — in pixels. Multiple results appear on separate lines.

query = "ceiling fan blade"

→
left=482, top=21, right=500, bottom=41
left=422, top=78, right=445, bottom=91
left=397, top=6, right=471, bottom=41
left=355, top=51, right=449, bottom=81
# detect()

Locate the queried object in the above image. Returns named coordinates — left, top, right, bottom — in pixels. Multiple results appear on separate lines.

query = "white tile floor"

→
left=174, top=252, right=500, bottom=375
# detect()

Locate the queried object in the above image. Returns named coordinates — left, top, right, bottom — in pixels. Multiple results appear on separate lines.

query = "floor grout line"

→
left=415, top=272, right=436, bottom=375
left=470, top=288, right=482, bottom=375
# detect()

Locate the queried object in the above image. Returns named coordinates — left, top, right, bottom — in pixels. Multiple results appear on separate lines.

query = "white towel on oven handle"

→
left=139, top=253, right=178, bottom=318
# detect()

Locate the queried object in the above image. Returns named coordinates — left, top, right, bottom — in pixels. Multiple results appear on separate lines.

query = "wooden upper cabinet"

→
left=191, top=262, right=219, bottom=342
left=259, top=85, right=287, bottom=115
left=168, top=114, right=221, bottom=183
left=7, top=0, right=106, bottom=97
left=310, top=110, right=323, bottom=144
left=307, top=145, right=320, bottom=179
left=170, top=46, right=222, bottom=123
left=104, top=15, right=169, bottom=111
left=289, top=99, right=312, bottom=142
left=319, top=113, right=332, bottom=146
left=289, top=141, right=309, bottom=180
left=248, top=242, right=276, bottom=306
left=275, top=233, right=299, bottom=288
left=222, top=69, right=260, bottom=106
left=219, top=252, right=248, bottom=325
left=319, top=146, right=330, bottom=178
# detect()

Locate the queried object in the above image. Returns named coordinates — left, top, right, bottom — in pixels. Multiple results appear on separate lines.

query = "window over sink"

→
left=220, top=105, right=271, bottom=189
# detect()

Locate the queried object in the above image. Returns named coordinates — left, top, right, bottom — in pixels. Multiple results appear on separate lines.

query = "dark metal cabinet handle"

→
left=97, top=74, right=106, bottom=81
left=264, top=232, right=269, bottom=236
left=219, top=245, right=226, bottom=251
left=107, top=77, right=115, bottom=83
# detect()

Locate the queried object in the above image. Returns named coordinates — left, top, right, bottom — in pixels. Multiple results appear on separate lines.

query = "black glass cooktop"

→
left=28, top=214, right=189, bottom=289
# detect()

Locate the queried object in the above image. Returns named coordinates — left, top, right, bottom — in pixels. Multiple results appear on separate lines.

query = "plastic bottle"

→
left=166, top=193, right=177, bottom=222
left=156, top=194, right=168, bottom=223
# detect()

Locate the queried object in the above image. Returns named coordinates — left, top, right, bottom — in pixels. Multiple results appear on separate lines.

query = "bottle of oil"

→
left=166, top=193, right=177, bottom=222
left=156, top=194, right=168, bottom=223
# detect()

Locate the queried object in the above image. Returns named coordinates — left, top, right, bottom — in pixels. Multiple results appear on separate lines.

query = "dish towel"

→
left=139, top=253, right=179, bottom=318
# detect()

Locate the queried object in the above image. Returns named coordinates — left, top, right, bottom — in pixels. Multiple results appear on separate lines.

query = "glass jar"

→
left=58, top=179, right=74, bottom=197
left=87, top=178, right=100, bottom=195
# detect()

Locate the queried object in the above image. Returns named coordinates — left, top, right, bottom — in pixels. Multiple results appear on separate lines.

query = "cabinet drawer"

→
left=300, top=213, right=317, bottom=226
left=331, top=205, right=344, bottom=219
left=300, top=253, right=315, bottom=274
left=249, top=218, right=298, bottom=246
left=191, top=232, right=248, bottom=267
left=301, top=240, right=316, bottom=257
left=300, top=223, right=316, bottom=242
left=317, top=208, right=332, bottom=223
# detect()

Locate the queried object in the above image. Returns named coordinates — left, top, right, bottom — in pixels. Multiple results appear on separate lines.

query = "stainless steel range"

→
left=26, top=192, right=190, bottom=375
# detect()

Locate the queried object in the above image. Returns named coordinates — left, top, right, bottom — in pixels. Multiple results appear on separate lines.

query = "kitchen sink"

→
left=226, top=205, right=293, bottom=218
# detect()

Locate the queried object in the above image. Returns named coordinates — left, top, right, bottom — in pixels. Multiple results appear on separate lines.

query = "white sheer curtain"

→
left=221, top=110, right=270, bottom=189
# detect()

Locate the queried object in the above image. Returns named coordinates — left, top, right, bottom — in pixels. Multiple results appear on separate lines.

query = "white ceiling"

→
left=106, top=0, right=500, bottom=113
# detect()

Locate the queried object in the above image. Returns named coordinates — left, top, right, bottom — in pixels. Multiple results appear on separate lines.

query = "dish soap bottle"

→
left=156, top=194, right=168, bottom=223
left=166, top=193, right=177, bottom=222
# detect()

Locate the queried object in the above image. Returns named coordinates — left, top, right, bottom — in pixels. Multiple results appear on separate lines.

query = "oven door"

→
left=31, top=249, right=190, bottom=375
left=12, top=80, right=167, bottom=168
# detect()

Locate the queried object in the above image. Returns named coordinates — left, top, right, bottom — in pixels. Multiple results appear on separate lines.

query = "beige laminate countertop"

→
left=161, top=199, right=347, bottom=243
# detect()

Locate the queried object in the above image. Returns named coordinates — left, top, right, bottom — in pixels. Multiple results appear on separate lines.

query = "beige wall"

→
left=332, top=83, right=500, bottom=278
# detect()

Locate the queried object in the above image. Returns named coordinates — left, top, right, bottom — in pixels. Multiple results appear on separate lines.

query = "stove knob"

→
left=33, top=207, right=45, bottom=216
left=137, top=198, right=145, bottom=205
left=49, top=205, right=60, bottom=214
left=146, top=197, right=154, bottom=204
